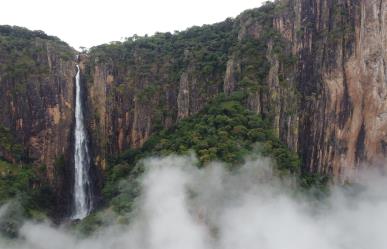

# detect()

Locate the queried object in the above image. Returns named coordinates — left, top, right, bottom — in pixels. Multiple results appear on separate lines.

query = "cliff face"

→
left=83, top=22, right=235, bottom=171
left=2, top=0, right=387, bottom=191
left=295, top=0, right=387, bottom=179
left=83, top=3, right=300, bottom=175
left=0, top=26, right=77, bottom=212
left=84, top=0, right=387, bottom=180
left=239, top=0, right=387, bottom=179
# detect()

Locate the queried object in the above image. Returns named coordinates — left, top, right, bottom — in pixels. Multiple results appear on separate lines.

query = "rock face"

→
left=0, top=26, right=77, bottom=214
left=2, top=0, right=387, bottom=203
left=83, top=3, right=300, bottom=176
left=83, top=0, right=387, bottom=181
left=83, top=22, right=234, bottom=171
left=294, top=0, right=387, bottom=179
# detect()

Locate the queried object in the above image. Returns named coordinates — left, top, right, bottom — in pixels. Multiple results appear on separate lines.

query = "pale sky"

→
left=0, top=0, right=266, bottom=49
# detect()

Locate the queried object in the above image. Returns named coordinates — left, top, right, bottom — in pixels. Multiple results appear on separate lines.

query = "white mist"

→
left=3, top=155, right=387, bottom=249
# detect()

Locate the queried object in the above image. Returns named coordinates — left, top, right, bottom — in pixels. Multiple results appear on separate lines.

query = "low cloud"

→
left=1, top=155, right=387, bottom=249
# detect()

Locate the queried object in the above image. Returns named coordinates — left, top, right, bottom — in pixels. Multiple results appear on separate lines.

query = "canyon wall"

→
left=84, top=0, right=387, bottom=180
left=295, top=0, right=387, bottom=179
left=82, top=1, right=301, bottom=175
left=2, top=0, right=387, bottom=192
left=0, top=26, right=77, bottom=214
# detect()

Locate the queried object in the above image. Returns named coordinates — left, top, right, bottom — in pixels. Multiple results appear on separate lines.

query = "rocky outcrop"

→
left=223, top=58, right=240, bottom=95
left=177, top=72, right=192, bottom=119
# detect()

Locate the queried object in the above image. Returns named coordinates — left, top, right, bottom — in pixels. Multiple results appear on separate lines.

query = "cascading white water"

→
left=73, top=64, right=92, bottom=220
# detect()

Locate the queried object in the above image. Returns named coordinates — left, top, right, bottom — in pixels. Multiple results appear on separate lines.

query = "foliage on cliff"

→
left=72, top=2, right=305, bottom=230
left=0, top=126, right=54, bottom=220
left=0, top=25, right=74, bottom=80
left=0, top=126, right=55, bottom=221
left=100, top=92, right=300, bottom=215
left=0, top=160, right=55, bottom=237
left=85, top=17, right=236, bottom=101
left=87, top=18, right=235, bottom=71
left=73, top=90, right=302, bottom=234
left=0, top=126, right=23, bottom=161
left=0, top=129, right=56, bottom=237
left=124, top=92, right=299, bottom=170
left=82, top=1, right=300, bottom=171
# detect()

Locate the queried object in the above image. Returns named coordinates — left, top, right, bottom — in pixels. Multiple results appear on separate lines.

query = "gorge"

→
left=0, top=0, right=387, bottom=228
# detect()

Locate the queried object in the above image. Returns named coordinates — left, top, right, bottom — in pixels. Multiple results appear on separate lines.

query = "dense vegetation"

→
left=85, top=17, right=236, bottom=102
left=0, top=25, right=73, bottom=81
left=0, top=160, right=55, bottom=237
left=99, top=92, right=299, bottom=214
left=0, top=127, right=47, bottom=215
left=0, top=25, right=64, bottom=42
left=88, top=18, right=235, bottom=72
left=72, top=92, right=302, bottom=234
left=0, top=127, right=54, bottom=238
left=0, top=126, right=23, bottom=161
left=121, top=92, right=298, bottom=169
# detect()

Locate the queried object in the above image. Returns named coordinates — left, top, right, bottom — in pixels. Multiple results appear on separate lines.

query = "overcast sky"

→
left=0, top=0, right=267, bottom=49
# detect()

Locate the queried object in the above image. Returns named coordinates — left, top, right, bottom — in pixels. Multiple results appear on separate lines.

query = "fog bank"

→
left=1, top=155, right=387, bottom=249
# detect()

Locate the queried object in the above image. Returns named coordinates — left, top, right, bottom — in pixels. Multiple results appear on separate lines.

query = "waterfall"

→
left=72, top=64, right=92, bottom=220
